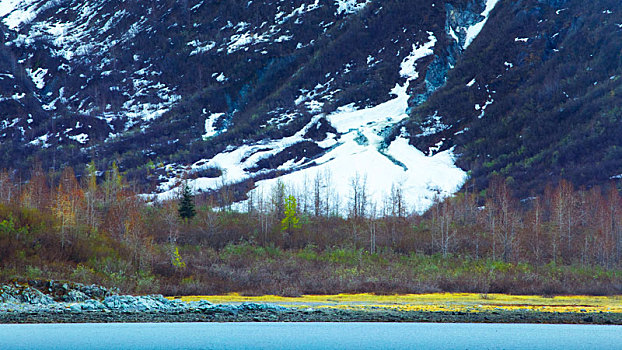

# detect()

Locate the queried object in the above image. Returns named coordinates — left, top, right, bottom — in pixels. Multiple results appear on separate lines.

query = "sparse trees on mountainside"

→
left=23, top=163, right=49, bottom=211
left=271, top=180, right=286, bottom=220
left=487, top=177, right=519, bottom=262
left=349, top=172, right=368, bottom=219
left=103, top=161, right=123, bottom=207
left=83, top=161, right=99, bottom=232
left=0, top=170, right=15, bottom=204
left=53, top=167, right=82, bottom=248
left=431, top=196, right=455, bottom=258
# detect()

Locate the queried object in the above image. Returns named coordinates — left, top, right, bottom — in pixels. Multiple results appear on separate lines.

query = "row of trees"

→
left=2, top=162, right=622, bottom=288
left=427, top=178, right=622, bottom=268
left=208, top=174, right=622, bottom=269
left=0, top=162, right=160, bottom=276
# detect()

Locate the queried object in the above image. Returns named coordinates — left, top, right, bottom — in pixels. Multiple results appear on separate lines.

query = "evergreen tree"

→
left=178, top=183, right=196, bottom=220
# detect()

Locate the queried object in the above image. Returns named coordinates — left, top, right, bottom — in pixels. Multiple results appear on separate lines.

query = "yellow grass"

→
left=169, top=293, right=622, bottom=313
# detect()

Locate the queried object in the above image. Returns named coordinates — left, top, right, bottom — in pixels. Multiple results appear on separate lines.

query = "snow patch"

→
left=294, top=78, right=338, bottom=114
left=215, top=73, right=227, bottom=82
left=26, top=67, right=47, bottom=89
left=224, top=22, right=292, bottom=54
left=0, top=0, right=39, bottom=29
left=0, top=117, right=19, bottom=131
left=477, top=98, right=494, bottom=119
left=29, top=133, right=51, bottom=148
left=203, top=113, right=225, bottom=140
left=276, top=0, right=321, bottom=24
left=400, top=32, right=436, bottom=79
left=188, top=40, right=216, bottom=56
left=154, top=114, right=327, bottom=201
left=448, top=26, right=459, bottom=43
left=68, top=133, right=89, bottom=144
left=416, top=111, right=450, bottom=139
left=464, top=0, right=501, bottom=49
left=335, top=0, right=370, bottom=15
left=11, top=92, right=24, bottom=100
left=243, top=134, right=465, bottom=215
left=328, top=84, right=409, bottom=133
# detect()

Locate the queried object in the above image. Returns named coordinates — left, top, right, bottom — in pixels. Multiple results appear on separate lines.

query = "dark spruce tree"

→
left=178, top=183, right=196, bottom=221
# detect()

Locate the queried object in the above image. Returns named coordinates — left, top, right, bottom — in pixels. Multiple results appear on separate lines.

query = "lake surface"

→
left=0, top=322, right=620, bottom=350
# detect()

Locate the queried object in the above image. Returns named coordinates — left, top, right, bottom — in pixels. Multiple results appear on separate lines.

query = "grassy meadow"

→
left=173, top=293, right=622, bottom=314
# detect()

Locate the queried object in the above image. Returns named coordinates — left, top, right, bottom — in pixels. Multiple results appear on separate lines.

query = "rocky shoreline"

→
left=1, top=281, right=621, bottom=324
left=4, top=308, right=622, bottom=325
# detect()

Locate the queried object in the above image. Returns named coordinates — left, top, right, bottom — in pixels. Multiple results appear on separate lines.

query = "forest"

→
left=1, top=163, right=622, bottom=296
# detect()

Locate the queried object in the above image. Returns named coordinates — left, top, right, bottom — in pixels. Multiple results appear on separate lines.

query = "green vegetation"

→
left=171, top=246, right=186, bottom=270
left=281, top=195, right=300, bottom=232
left=1, top=164, right=622, bottom=296
left=156, top=243, right=622, bottom=296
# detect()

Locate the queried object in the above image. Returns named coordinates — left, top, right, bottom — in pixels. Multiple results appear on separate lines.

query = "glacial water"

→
left=0, top=322, right=620, bottom=350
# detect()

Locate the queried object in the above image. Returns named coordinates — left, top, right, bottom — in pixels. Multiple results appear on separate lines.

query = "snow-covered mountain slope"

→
left=403, top=0, right=622, bottom=196
left=0, top=0, right=493, bottom=213
left=5, top=0, right=618, bottom=213
left=156, top=33, right=467, bottom=213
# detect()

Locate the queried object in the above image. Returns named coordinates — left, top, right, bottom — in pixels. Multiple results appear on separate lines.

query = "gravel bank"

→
left=3, top=308, right=622, bottom=324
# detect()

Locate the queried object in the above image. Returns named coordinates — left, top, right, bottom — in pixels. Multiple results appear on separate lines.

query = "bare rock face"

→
left=0, top=279, right=291, bottom=318
left=102, top=295, right=188, bottom=312
left=28, top=280, right=118, bottom=302
left=0, top=283, right=54, bottom=305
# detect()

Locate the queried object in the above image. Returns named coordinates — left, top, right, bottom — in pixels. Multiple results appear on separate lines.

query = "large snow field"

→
left=154, top=33, right=467, bottom=215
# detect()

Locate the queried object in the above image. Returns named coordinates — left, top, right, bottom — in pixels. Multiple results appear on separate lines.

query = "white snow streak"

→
left=464, top=0, right=500, bottom=49
left=203, top=113, right=225, bottom=139
left=399, top=32, right=436, bottom=79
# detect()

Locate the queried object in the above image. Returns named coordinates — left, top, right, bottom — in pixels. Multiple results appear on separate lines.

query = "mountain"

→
left=0, top=0, right=620, bottom=211
left=404, top=0, right=622, bottom=197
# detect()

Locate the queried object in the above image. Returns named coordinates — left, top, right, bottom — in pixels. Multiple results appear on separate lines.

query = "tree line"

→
left=226, top=173, right=622, bottom=270
left=1, top=163, right=621, bottom=294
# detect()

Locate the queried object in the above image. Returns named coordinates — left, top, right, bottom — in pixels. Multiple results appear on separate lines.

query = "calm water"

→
left=0, top=322, right=620, bottom=350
